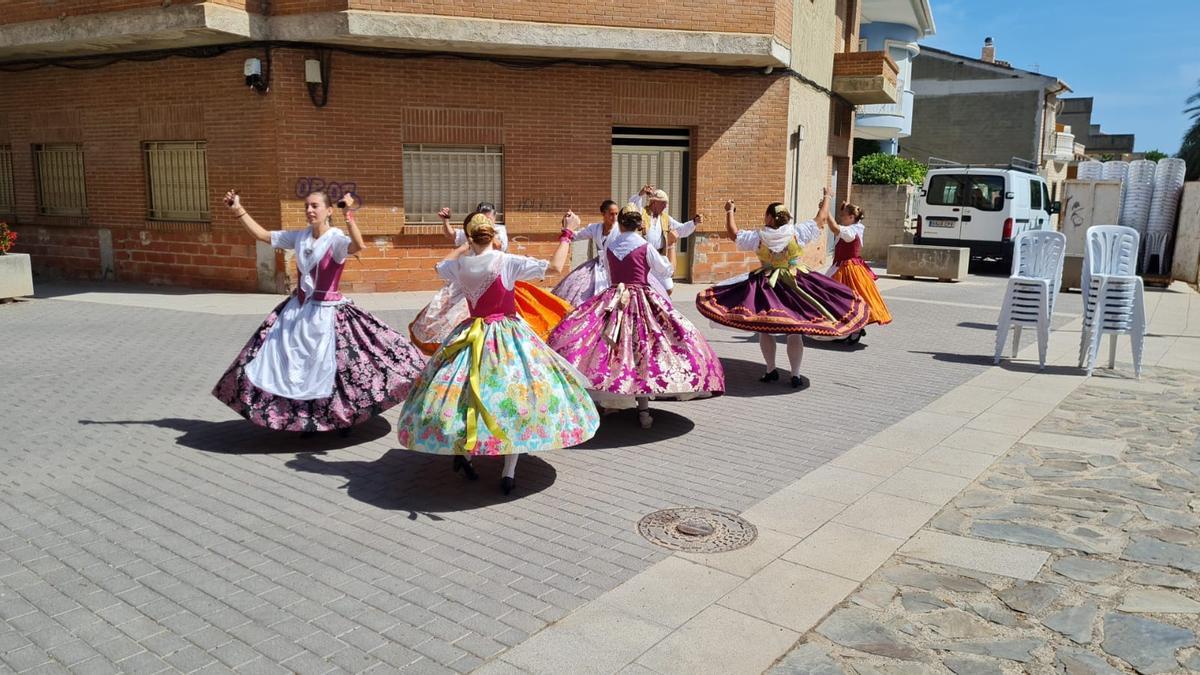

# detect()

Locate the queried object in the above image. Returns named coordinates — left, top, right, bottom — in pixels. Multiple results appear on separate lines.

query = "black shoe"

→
left=453, top=455, right=479, bottom=481
left=337, top=427, right=353, bottom=438
left=501, top=477, right=515, bottom=495
left=791, top=375, right=810, bottom=390
left=300, top=430, right=318, bottom=439
left=759, top=369, right=780, bottom=383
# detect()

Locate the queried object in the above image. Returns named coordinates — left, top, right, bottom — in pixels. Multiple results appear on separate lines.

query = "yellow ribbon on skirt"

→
left=441, top=317, right=508, bottom=452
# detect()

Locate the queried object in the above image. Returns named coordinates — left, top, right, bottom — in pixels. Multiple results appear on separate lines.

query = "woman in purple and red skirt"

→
left=213, top=189, right=427, bottom=436
left=695, top=190, right=868, bottom=389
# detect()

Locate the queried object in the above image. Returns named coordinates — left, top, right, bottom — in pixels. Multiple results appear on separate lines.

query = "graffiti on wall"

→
left=295, top=177, right=363, bottom=206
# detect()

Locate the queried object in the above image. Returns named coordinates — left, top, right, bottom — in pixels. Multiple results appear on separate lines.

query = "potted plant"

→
left=0, top=222, right=34, bottom=300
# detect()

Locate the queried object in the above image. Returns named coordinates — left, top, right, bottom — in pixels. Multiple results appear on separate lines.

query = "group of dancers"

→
left=212, top=184, right=891, bottom=494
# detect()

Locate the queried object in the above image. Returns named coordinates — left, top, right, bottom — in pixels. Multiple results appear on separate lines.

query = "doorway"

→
left=611, top=127, right=692, bottom=280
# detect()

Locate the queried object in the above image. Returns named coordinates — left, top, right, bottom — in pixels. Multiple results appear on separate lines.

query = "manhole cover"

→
left=637, top=508, right=757, bottom=553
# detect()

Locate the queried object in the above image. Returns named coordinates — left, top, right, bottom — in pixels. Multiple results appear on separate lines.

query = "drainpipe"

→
left=791, top=124, right=804, bottom=216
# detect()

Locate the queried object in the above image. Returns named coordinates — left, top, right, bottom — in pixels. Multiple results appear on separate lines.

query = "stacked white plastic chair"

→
left=1077, top=160, right=1104, bottom=181
left=994, top=231, right=1066, bottom=370
left=1078, top=225, right=1146, bottom=378
left=1118, top=160, right=1155, bottom=238
left=1143, top=158, right=1187, bottom=274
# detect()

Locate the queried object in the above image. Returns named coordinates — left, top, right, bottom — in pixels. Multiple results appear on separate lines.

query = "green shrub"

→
left=853, top=153, right=927, bottom=186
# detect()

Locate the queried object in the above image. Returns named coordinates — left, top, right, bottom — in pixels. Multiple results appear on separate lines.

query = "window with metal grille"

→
left=34, top=143, right=87, bottom=217
left=144, top=141, right=209, bottom=221
left=402, top=145, right=503, bottom=225
left=0, top=146, right=14, bottom=213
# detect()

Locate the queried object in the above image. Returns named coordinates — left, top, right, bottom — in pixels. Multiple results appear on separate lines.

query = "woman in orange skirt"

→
left=824, top=201, right=891, bottom=343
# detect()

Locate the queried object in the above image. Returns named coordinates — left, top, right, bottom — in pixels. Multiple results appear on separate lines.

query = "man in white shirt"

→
left=628, top=186, right=703, bottom=253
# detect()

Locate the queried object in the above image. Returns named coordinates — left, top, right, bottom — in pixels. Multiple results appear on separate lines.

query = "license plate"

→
left=926, top=217, right=957, bottom=229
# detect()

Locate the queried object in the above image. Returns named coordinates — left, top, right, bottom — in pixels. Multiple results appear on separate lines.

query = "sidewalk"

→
left=0, top=275, right=1191, bottom=674
left=476, top=283, right=1200, bottom=674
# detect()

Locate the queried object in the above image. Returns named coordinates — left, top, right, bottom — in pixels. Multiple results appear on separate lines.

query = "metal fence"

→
left=402, top=144, right=503, bottom=225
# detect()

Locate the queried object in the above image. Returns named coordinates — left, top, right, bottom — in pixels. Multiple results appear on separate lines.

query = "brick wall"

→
left=1, top=48, right=803, bottom=291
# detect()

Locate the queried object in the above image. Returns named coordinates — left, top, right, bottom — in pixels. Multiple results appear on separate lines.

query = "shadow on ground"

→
left=572, top=407, right=696, bottom=448
left=910, top=350, right=1083, bottom=376
left=285, top=449, right=557, bottom=518
left=78, top=415, right=392, bottom=454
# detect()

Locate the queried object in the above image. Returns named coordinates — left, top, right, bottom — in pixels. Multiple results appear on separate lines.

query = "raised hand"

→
left=224, top=189, right=241, bottom=211
left=437, top=207, right=451, bottom=221
left=562, top=210, right=581, bottom=230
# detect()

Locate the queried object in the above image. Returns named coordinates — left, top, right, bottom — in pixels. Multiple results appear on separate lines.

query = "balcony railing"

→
left=832, top=51, right=900, bottom=105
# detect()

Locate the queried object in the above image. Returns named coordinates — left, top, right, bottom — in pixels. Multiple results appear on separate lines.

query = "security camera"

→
left=244, top=57, right=265, bottom=90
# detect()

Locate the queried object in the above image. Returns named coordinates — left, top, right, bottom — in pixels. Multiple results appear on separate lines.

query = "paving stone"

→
left=913, top=609, right=997, bottom=639
left=964, top=601, right=1019, bottom=628
left=934, top=638, right=1042, bottom=663
left=1121, top=537, right=1200, bottom=573
left=1129, top=569, right=1195, bottom=589
left=941, top=656, right=1003, bottom=675
left=996, top=582, right=1062, bottom=615
left=1050, top=557, right=1121, bottom=583
left=767, top=642, right=847, bottom=675
left=852, top=583, right=897, bottom=611
left=1101, top=612, right=1195, bottom=674
left=899, top=591, right=947, bottom=614
left=971, top=523, right=1102, bottom=554
left=845, top=661, right=938, bottom=675
left=1118, top=589, right=1200, bottom=614
left=1042, top=603, right=1098, bottom=644
left=1054, top=647, right=1123, bottom=675
left=882, top=566, right=988, bottom=594
left=817, top=608, right=924, bottom=662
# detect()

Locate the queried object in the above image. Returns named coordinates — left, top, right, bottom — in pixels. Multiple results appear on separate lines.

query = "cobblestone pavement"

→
left=771, top=365, right=1200, bottom=675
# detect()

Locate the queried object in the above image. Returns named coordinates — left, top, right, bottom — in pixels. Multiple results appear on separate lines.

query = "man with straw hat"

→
left=628, top=185, right=703, bottom=292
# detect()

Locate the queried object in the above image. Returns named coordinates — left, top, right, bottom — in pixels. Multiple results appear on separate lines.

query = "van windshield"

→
left=926, top=174, right=1006, bottom=211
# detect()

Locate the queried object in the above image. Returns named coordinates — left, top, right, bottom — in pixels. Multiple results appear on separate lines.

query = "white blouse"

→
left=436, top=250, right=548, bottom=303
left=733, top=220, right=821, bottom=252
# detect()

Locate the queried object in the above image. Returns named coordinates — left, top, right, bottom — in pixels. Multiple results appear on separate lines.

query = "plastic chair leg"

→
left=1036, top=294, right=1050, bottom=370
left=1108, top=334, right=1118, bottom=370
left=1012, top=325, right=1022, bottom=358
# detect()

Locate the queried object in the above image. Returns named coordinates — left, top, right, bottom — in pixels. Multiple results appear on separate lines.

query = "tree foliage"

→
left=1182, top=82, right=1200, bottom=181
left=853, top=153, right=927, bottom=186
left=1143, top=149, right=1167, bottom=162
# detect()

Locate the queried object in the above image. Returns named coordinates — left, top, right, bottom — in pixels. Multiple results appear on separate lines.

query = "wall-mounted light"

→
left=304, top=59, right=322, bottom=84
left=306, top=50, right=331, bottom=108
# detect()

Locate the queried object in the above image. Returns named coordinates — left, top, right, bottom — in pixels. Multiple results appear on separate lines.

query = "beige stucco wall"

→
left=1172, top=182, right=1200, bottom=285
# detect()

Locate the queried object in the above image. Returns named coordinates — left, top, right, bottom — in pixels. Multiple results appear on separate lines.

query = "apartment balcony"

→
left=1044, top=131, right=1076, bottom=162
left=832, top=51, right=900, bottom=105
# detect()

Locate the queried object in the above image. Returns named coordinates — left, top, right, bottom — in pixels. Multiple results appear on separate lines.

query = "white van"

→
left=915, top=162, right=1059, bottom=263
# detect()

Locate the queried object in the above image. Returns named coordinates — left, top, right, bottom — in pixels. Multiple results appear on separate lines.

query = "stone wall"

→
left=1171, top=182, right=1200, bottom=286
left=853, top=184, right=916, bottom=263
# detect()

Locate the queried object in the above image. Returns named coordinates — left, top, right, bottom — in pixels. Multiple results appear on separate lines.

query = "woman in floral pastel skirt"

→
left=397, top=213, right=599, bottom=495
left=409, top=202, right=573, bottom=354
left=548, top=205, right=725, bottom=429
left=213, top=190, right=427, bottom=435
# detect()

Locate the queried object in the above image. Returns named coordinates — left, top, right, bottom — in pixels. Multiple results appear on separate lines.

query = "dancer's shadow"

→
left=78, top=416, right=392, bottom=454
left=718, top=357, right=816, bottom=397
left=572, top=408, right=695, bottom=449
left=801, top=336, right=868, bottom=353
left=285, top=449, right=557, bottom=518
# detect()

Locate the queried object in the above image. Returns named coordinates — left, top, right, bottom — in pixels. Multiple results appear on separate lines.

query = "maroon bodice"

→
left=833, top=235, right=863, bottom=263
left=296, top=249, right=345, bottom=304
left=607, top=245, right=651, bottom=286
left=468, top=278, right=517, bottom=318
